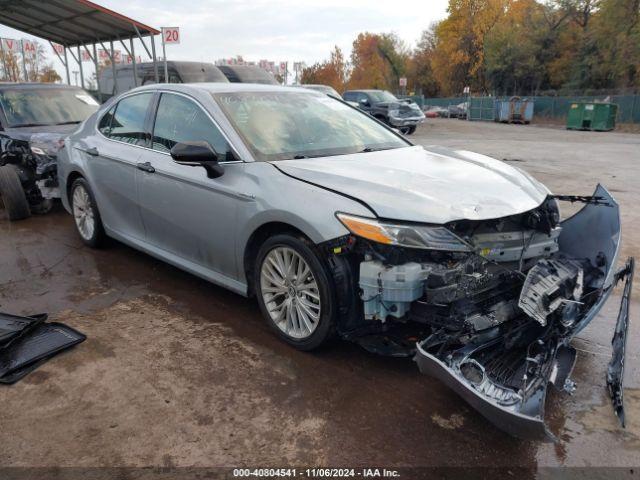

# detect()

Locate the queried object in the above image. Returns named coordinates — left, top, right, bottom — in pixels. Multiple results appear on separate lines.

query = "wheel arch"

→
left=66, top=170, right=85, bottom=202
left=243, top=221, right=312, bottom=297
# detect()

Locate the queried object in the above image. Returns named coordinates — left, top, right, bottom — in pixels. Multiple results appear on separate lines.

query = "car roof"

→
left=127, top=82, right=320, bottom=95
left=110, top=61, right=219, bottom=70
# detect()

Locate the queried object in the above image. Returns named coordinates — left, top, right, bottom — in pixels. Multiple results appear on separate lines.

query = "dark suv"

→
left=342, top=89, right=425, bottom=134
left=98, top=61, right=229, bottom=100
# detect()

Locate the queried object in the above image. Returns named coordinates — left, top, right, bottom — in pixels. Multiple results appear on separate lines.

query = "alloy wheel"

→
left=72, top=185, right=95, bottom=241
left=260, top=246, right=322, bottom=339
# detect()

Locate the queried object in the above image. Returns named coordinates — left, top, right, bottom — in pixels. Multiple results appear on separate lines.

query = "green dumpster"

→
left=566, top=102, right=617, bottom=131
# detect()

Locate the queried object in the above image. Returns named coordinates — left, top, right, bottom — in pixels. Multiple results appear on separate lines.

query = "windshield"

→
left=214, top=91, right=409, bottom=161
left=368, top=91, right=398, bottom=103
left=0, top=88, right=99, bottom=128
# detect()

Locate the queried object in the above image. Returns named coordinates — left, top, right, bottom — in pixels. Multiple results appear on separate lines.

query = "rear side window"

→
left=151, top=93, right=235, bottom=161
left=107, top=93, right=152, bottom=146
left=98, top=105, right=115, bottom=135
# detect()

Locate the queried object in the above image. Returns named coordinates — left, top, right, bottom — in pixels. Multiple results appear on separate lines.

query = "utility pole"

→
left=72, top=70, right=79, bottom=86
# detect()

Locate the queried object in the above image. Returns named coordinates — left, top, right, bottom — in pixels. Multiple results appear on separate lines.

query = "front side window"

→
left=214, top=91, right=409, bottom=162
left=355, top=92, right=370, bottom=104
left=108, top=93, right=152, bottom=146
left=151, top=93, right=234, bottom=161
left=368, top=91, right=398, bottom=103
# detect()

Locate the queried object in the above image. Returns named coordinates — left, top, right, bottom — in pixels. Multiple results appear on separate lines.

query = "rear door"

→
left=86, top=92, right=153, bottom=240
left=136, top=91, right=242, bottom=279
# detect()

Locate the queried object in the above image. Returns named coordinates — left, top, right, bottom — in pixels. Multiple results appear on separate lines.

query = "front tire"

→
left=0, top=165, right=30, bottom=221
left=70, top=178, right=106, bottom=247
left=406, top=125, right=417, bottom=135
left=255, top=234, right=336, bottom=350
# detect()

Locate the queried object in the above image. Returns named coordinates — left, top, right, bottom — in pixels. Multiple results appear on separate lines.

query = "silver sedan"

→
left=57, top=83, right=631, bottom=440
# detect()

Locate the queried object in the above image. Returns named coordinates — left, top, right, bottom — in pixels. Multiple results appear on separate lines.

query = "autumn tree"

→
left=309, top=0, right=640, bottom=96
left=589, top=0, right=640, bottom=88
left=407, top=28, right=440, bottom=96
left=484, top=0, right=554, bottom=94
left=300, top=46, right=348, bottom=92
left=348, top=33, right=393, bottom=90
left=0, top=50, right=22, bottom=82
left=1, top=40, right=61, bottom=83
left=376, top=33, right=410, bottom=89
left=430, top=0, right=510, bottom=95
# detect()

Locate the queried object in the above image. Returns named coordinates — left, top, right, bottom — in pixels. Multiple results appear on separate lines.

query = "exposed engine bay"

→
left=331, top=185, right=633, bottom=440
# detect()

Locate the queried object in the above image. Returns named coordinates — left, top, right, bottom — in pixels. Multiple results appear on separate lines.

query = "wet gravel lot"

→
left=0, top=119, right=638, bottom=476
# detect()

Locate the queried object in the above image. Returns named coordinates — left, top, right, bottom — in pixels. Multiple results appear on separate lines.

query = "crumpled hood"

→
left=273, top=145, right=550, bottom=224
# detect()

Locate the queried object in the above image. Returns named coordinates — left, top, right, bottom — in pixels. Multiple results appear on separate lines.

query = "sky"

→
left=0, top=0, right=449, bottom=84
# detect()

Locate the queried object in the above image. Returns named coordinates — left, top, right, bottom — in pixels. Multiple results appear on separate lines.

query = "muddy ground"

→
left=0, top=119, right=638, bottom=476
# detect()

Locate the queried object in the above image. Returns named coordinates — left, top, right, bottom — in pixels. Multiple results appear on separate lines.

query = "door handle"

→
left=136, top=161, right=155, bottom=173
left=85, top=147, right=99, bottom=156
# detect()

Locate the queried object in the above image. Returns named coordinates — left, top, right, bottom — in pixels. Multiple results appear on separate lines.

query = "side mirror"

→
left=170, top=141, right=224, bottom=178
left=359, top=98, right=370, bottom=107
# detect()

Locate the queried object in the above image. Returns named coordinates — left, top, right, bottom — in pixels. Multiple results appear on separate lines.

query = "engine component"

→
left=518, top=258, right=584, bottom=326
left=359, top=261, right=426, bottom=321
left=470, top=227, right=561, bottom=263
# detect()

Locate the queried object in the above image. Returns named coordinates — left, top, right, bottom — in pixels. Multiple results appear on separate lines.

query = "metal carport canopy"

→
left=0, top=0, right=161, bottom=97
left=0, top=0, right=159, bottom=47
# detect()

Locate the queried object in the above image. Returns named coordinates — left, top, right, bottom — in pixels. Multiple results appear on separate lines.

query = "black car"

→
left=342, top=89, right=425, bottom=134
left=98, top=61, right=229, bottom=100
left=217, top=65, right=278, bottom=85
left=0, top=83, right=98, bottom=220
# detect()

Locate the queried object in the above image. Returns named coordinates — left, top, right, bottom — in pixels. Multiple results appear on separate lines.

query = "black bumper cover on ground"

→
left=0, top=313, right=85, bottom=384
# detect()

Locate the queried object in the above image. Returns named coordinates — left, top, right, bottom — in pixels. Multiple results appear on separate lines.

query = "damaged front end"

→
left=0, top=131, right=65, bottom=209
left=337, top=185, right=632, bottom=440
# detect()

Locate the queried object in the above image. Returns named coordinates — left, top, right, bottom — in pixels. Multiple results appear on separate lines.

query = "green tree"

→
left=407, top=28, right=441, bottom=96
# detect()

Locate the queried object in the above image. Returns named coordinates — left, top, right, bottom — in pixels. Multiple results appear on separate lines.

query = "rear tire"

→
left=70, top=178, right=106, bottom=248
left=255, top=234, right=336, bottom=351
left=0, top=165, right=30, bottom=221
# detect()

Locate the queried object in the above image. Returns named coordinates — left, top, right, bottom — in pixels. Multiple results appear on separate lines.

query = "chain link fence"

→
left=407, top=94, right=640, bottom=124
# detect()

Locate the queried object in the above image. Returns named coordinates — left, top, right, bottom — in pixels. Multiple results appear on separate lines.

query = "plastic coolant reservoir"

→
left=359, top=261, right=426, bottom=321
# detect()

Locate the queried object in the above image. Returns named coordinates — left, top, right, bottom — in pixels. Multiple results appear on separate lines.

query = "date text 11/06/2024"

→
left=232, top=468, right=401, bottom=478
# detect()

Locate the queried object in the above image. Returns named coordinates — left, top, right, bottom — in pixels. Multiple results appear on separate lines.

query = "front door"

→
left=136, top=92, right=242, bottom=280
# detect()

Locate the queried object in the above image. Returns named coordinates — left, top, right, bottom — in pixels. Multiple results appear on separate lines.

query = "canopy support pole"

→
left=130, top=37, right=138, bottom=87
left=63, top=46, right=70, bottom=85
left=118, top=37, right=137, bottom=87
left=151, top=33, right=159, bottom=83
left=133, top=25, right=158, bottom=83
left=92, top=43, right=101, bottom=103
left=110, top=40, right=117, bottom=95
left=20, top=40, right=28, bottom=81
left=68, top=47, right=84, bottom=90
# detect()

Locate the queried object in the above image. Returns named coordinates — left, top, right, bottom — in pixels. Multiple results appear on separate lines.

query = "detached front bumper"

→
left=413, top=185, right=633, bottom=440
left=389, top=115, right=426, bottom=127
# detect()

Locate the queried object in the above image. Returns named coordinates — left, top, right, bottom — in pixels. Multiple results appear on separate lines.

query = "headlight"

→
left=336, top=213, right=470, bottom=251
